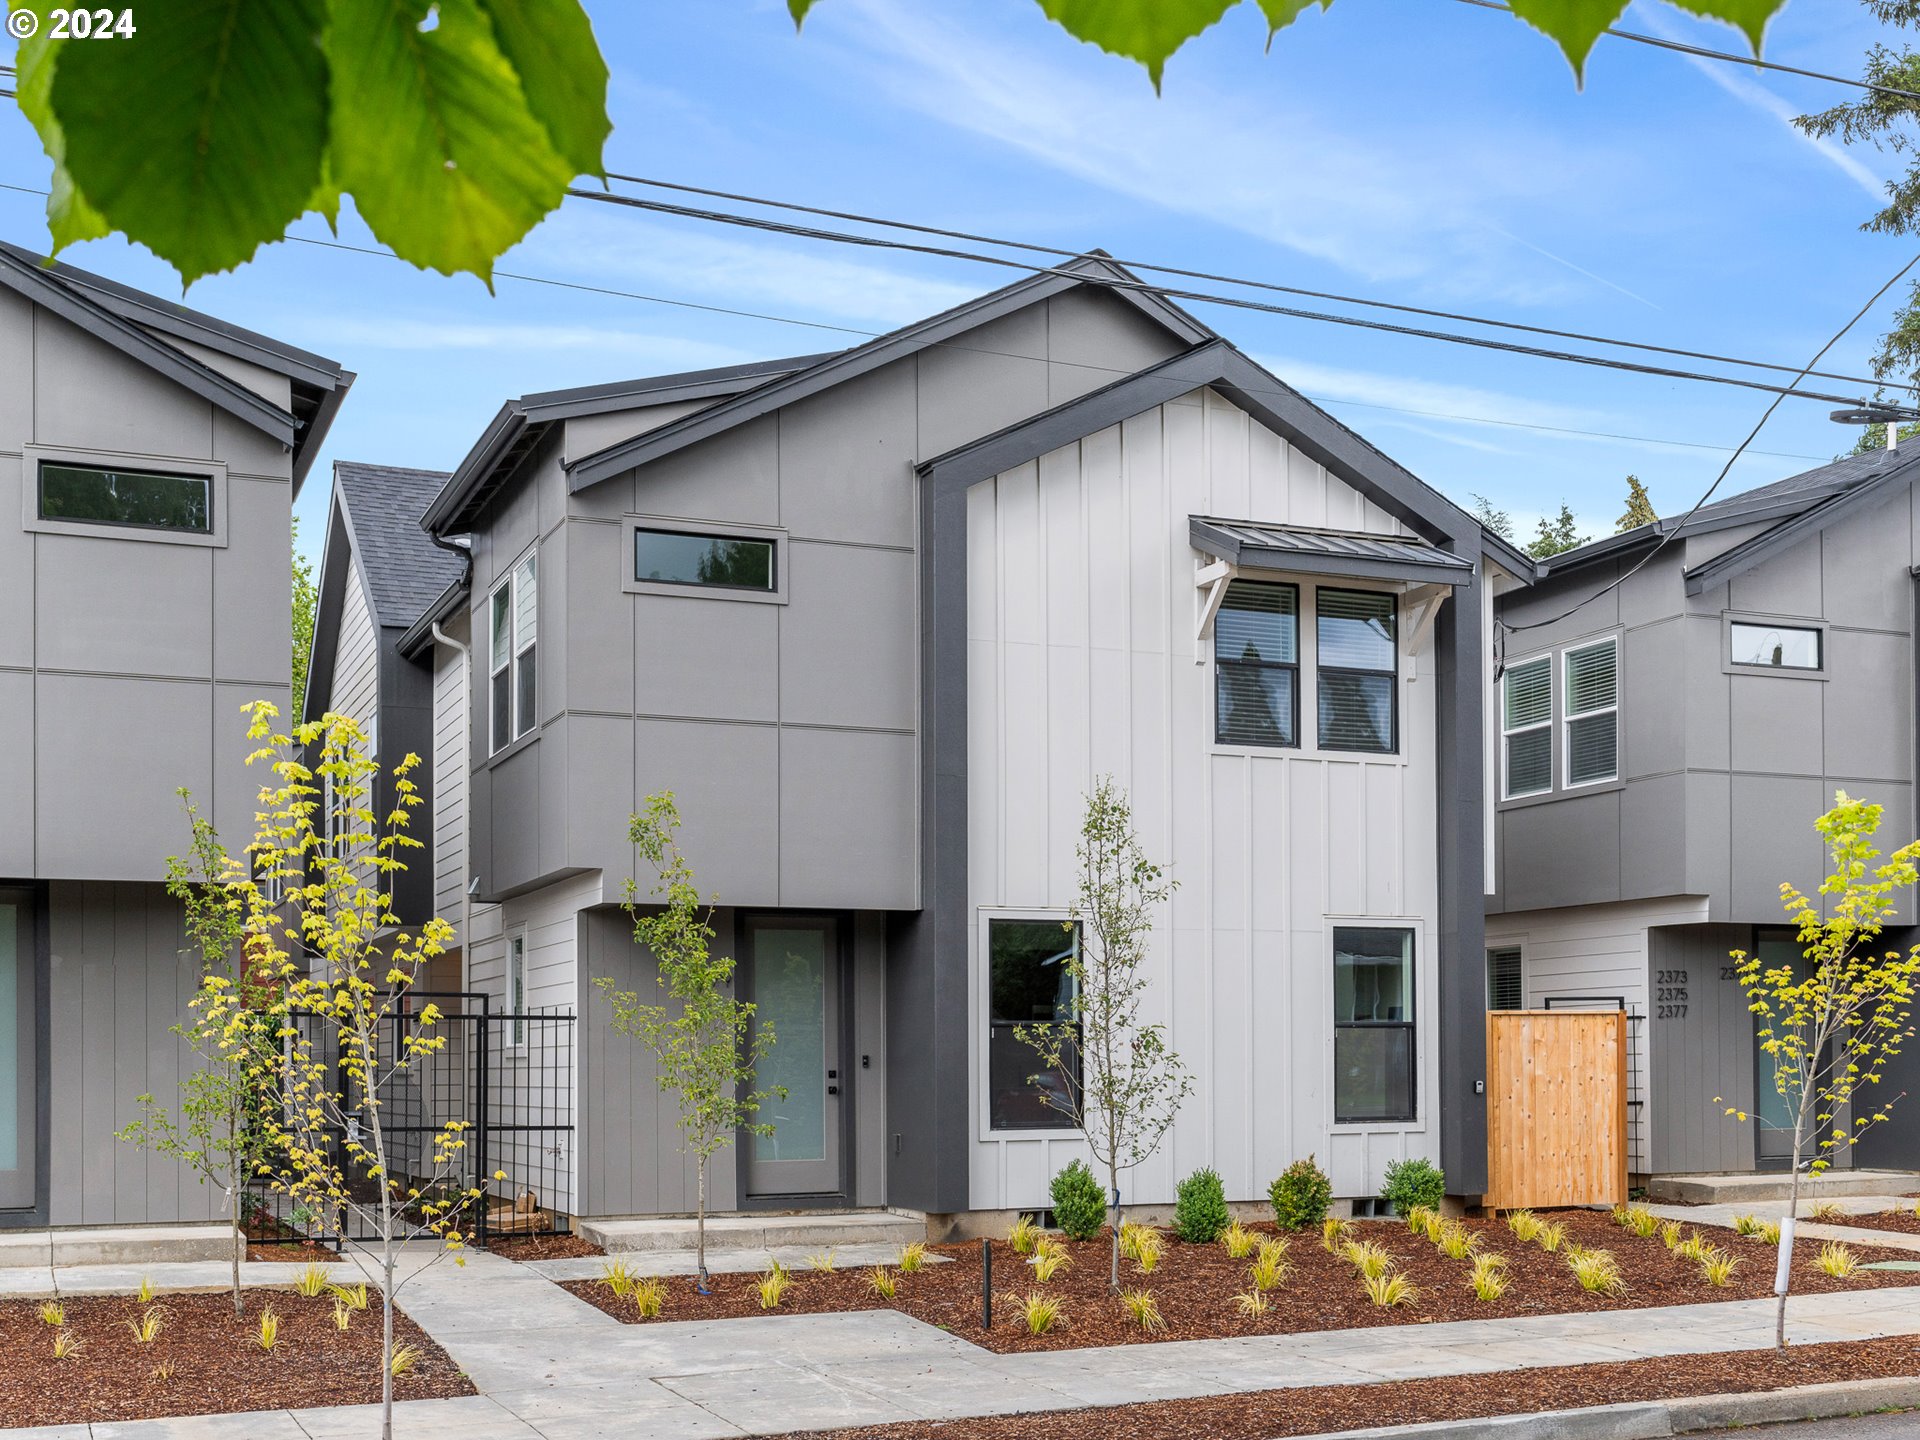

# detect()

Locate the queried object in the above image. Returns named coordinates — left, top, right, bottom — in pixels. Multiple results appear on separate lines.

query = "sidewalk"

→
left=14, top=1251, right=1920, bottom=1439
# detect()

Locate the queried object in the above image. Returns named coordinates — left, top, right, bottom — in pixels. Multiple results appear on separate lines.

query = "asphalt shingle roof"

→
left=334, top=461, right=464, bottom=629
left=1683, top=443, right=1909, bottom=526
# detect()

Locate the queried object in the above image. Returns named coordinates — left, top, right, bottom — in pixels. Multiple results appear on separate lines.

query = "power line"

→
left=0, top=178, right=1834, bottom=463
left=1503, top=251, right=1920, bottom=633
left=604, top=171, right=1895, bottom=394
left=1454, top=0, right=1920, bottom=103
left=568, top=185, right=1880, bottom=406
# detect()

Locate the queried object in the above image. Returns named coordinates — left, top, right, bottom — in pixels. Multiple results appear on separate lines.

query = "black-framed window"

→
left=38, top=462, right=210, bottom=533
left=1730, top=621, right=1821, bottom=671
left=987, top=918, right=1080, bottom=1131
left=1486, top=947, right=1524, bottom=1011
left=635, top=527, right=776, bottom=591
left=1502, top=655, right=1552, bottom=798
left=1334, top=927, right=1415, bottom=1123
left=1215, top=580, right=1298, bottom=747
left=1318, top=589, right=1397, bottom=753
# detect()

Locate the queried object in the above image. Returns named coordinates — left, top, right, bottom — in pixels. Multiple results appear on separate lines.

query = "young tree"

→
left=1470, top=492, right=1515, bottom=541
left=1526, top=502, right=1587, bottom=558
left=1718, top=792, right=1920, bottom=1349
left=292, top=519, right=318, bottom=720
left=1018, top=777, right=1193, bottom=1291
left=1616, top=475, right=1657, bottom=532
left=201, top=703, right=491, bottom=1440
left=593, top=793, right=780, bottom=1290
left=118, top=796, right=284, bottom=1317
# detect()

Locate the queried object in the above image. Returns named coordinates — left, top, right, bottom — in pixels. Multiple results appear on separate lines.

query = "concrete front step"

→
left=1646, top=1169, right=1920, bottom=1205
left=0, top=1224, right=237, bottom=1267
left=576, top=1209, right=927, bottom=1253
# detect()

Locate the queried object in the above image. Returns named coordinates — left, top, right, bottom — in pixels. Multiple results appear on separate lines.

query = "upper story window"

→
left=1215, top=580, right=1299, bottom=747
left=1317, top=588, right=1397, bottom=754
left=1731, top=621, right=1821, bottom=671
left=635, top=527, right=776, bottom=591
left=38, top=461, right=210, bottom=534
left=1563, top=637, right=1619, bottom=788
left=1501, top=655, right=1552, bottom=799
left=490, top=552, right=538, bottom=754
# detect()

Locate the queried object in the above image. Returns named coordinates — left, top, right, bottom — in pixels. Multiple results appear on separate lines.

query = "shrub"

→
left=1468, top=1253, right=1509, bottom=1301
left=1119, top=1288, right=1165, bottom=1332
left=1436, top=1223, right=1481, bottom=1261
left=38, top=1301, right=62, bottom=1327
left=1174, top=1167, right=1231, bottom=1244
left=600, top=1259, right=638, bottom=1299
left=293, top=1263, right=332, bottom=1298
left=1050, top=1160, right=1106, bottom=1241
left=1363, top=1271, right=1419, bottom=1307
left=631, top=1277, right=666, bottom=1319
left=1757, top=1219, right=1782, bottom=1247
left=1015, top=1289, right=1063, bottom=1335
left=1380, top=1158, right=1446, bottom=1216
left=1247, top=1246, right=1290, bottom=1292
left=1673, top=1231, right=1711, bottom=1264
left=390, top=1344, right=424, bottom=1378
left=1232, top=1288, right=1269, bottom=1316
left=1133, top=1230, right=1164, bottom=1275
left=1807, top=1200, right=1846, bottom=1222
left=125, top=1306, right=165, bottom=1344
left=1404, top=1203, right=1436, bottom=1234
left=868, top=1267, right=897, bottom=1299
left=898, top=1242, right=927, bottom=1274
left=1221, top=1221, right=1259, bottom=1259
left=1697, top=1249, right=1740, bottom=1287
left=806, top=1249, right=836, bottom=1272
left=1817, top=1241, right=1859, bottom=1278
left=1659, top=1220, right=1685, bottom=1250
left=1340, top=1239, right=1395, bottom=1280
left=757, top=1261, right=794, bottom=1310
left=1269, top=1156, right=1333, bottom=1231
left=1008, top=1215, right=1042, bottom=1255
left=1535, top=1220, right=1569, bottom=1253
left=1320, top=1216, right=1355, bottom=1252
left=330, top=1280, right=370, bottom=1311
left=1731, top=1213, right=1763, bottom=1237
left=1567, top=1248, right=1625, bottom=1295
left=1029, top=1244, right=1071, bottom=1283
left=1505, top=1209, right=1544, bottom=1243
left=51, top=1327, right=84, bottom=1360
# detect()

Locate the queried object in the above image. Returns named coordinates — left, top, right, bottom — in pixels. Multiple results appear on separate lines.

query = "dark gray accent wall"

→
left=1646, top=924, right=1754, bottom=1175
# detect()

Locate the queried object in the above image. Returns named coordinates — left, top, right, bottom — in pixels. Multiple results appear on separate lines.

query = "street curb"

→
left=1294, top=1378, right=1920, bottom=1439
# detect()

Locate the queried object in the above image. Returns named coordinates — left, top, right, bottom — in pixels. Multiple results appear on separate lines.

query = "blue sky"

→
left=1, top=0, right=1912, bottom=564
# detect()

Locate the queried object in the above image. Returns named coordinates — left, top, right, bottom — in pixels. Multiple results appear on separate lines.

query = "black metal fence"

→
left=247, top=992, right=575, bottom=1250
left=1544, top=994, right=1646, bottom=1176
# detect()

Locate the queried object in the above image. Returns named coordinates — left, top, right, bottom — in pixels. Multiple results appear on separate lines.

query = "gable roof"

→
left=305, top=461, right=463, bottom=723
left=419, top=352, right=833, bottom=536
left=552, top=254, right=1216, bottom=499
left=0, top=243, right=351, bottom=493
left=918, top=339, right=1501, bottom=558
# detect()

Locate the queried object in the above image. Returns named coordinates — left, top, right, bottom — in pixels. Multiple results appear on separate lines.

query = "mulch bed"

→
left=774, top=1334, right=1920, bottom=1440
left=1816, top=1206, right=1920, bottom=1236
left=0, top=1290, right=473, bottom=1428
left=488, top=1232, right=604, bottom=1261
left=561, top=1209, right=1920, bottom=1354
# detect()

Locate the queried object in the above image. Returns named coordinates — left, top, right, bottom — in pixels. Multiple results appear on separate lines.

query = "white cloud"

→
left=1259, top=353, right=1607, bottom=432
left=292, top=316, right=756, bottom=367
left=812, top=0, right=1633, bottom=306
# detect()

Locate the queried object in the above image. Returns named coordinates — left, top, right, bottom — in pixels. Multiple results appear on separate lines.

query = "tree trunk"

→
left=229, top=1184, right=243, bottom=1320
left=228, top=1101, right=244, bottom=1319
left=381, top=1237, right=395, bottom=1440
left=1108, top=1165, right=1121, bottom=1293
left=696, top=1154, right=709, bottom=1291
left=1776, top=1089, right=1814, bottom=1350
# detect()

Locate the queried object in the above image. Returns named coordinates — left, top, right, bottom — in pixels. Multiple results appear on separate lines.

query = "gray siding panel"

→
left=1729, top=775, right=1826, bottom=919
left=1648, top=924, right=1753, bottom=1175
left=1502, top=791, right=1622, bottom=911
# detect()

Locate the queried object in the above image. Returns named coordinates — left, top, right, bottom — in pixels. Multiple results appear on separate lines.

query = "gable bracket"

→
left=1401, top=583, right=1451, bottom=679
left=1194, top=557, right=1236, bottom=665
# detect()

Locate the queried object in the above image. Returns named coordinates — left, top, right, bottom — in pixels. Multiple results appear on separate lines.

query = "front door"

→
left=743, top=916, right=842, bottom=1198
left=0, top=892, right=37, bottom=1215
left=1753, top=933, right=1804, bottom=1169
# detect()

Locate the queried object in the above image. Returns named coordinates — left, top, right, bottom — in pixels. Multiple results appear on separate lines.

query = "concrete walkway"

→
left=16, top=1250, right=1920, bottom=1439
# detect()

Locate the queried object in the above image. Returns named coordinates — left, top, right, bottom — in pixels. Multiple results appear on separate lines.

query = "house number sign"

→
left=1654, top=968, right=1689, bottom=1020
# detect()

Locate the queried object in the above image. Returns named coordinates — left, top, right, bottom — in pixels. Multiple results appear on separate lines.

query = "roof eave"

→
left=397, top=575, right=472, bottom=660
left=422, top=401, right=529, bottom=536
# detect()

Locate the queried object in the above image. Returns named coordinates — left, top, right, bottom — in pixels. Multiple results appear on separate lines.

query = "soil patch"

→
left=488, top=1232, right=604, bottom=1261
left=560, top=1209, right=1920, bottom=1354
left=0, top=1290, right=472, bottom=1428
left=774, top=1334, right=1920, bottom=1440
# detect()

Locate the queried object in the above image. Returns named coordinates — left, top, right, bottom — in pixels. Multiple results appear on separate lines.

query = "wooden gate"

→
left=1485, top=1010, right=1628, bottom=1210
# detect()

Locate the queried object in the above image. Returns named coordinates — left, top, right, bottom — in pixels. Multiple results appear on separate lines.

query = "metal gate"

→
left=248, top=992, right=575, bottom=1249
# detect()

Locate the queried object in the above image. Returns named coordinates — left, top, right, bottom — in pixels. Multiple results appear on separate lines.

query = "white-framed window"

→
left=489, top=552, right=538, bottom=754
left=1500, top=654, right=1552, bottom=799
left=505, top=928, right=527, bottom=1049
left=1563, top=637, right=1619, bottom=789
left=1730, top=620, right=1822, bottom=671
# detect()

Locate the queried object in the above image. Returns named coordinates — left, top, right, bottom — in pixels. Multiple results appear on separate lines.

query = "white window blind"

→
left=1501, top=655, right=1552, bottom=798
left=1564, top=638, right=1619, bottom=787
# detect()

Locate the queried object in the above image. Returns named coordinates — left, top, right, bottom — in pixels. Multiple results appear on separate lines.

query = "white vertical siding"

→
left=431, top=617, right=470, bottom=936
left=330, top=564, right=378, bottom=736
left=967, top=386, right=1442, bottom=1211
left=1484, top=895, right=1708, bottom=1174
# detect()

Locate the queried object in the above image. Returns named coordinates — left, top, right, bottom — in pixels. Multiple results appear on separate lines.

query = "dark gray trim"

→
left=1190, top=515, right=1474, bottom=587
left=293, top=373, right=353, bottom=494
left=907, top=343, right=1494, bottom=1208
left=565, top=256, right=1216, bottom=494
left=0, top=246, right=297, bottom=449
left=397, top=575, right=473, bottom=661
left=0, top=884, right=50, bottom=1229
left=1683, top=457, right=1920, bottom=595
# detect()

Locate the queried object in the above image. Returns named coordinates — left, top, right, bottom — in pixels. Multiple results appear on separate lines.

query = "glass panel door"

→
left=744, top=917, right=841, bottom=1197
left=1754, top=935, right=1803, bottom=1168
left=0, top=895, right=36, bottom=1212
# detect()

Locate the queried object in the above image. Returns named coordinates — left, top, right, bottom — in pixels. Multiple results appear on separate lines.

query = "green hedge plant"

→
left=1269, top=1155, right=1333, bottom=1231
left=1173, top=1167, right=1230, bottom=1244
left=1381, top=1158, right=1446, bottom=1216
left=1050, top=1160, right=1106, bottom=1241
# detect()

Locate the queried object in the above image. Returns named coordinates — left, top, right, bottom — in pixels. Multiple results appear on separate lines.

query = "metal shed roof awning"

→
left=1189, top=516, right=1476, bottom=587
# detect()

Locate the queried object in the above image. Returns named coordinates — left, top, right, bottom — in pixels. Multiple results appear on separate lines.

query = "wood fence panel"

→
left=1486, top=1010, right=1628, bottom=1210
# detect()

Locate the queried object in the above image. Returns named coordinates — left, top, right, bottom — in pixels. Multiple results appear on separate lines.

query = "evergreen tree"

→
left=1617, top=476, right=1657, bottom=532
left=1526, top=503, right=1587, bottom=559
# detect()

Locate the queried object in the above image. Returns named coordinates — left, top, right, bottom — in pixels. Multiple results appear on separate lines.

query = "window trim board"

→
left=622, top=513, right=789, bottom=605
left=20, top=444, right=229, bottom=547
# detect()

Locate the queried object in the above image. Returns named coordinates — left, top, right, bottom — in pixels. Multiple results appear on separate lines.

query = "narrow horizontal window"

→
left=1730, top=621, right=1821, bottom=671
left=38, top=462, right=210, bottom=533
left=1501, top=655, right=1552, bottom=799
left=1563, top=638, right=1619, bottom=788
left=635, top=528, right=776, bottom=591
left=1215, top=580, right=1298, bottom=747
left=1318, top=588, right=1397, bottom=754
left=987, top=918, right=1081, bottom=1132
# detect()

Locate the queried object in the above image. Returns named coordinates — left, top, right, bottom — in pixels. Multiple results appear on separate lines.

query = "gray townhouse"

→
left=0, top=247, right=350, bottom=1235
left=304, top=255, right=1539, bottom=1234
left=1486, top=443, right=1920, bottom=1179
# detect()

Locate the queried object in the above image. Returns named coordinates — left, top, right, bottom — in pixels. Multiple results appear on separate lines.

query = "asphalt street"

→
left=1699, top=1415, right=1920, bottom=1439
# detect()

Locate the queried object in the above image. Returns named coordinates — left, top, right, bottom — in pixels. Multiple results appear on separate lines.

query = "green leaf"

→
left=328, top=0, right=575, bottom=284
left=43, top=0, right=328, bottom=283
left=13, top=32, right=111, bottom=254
left=1666, top=0, right=1774, bottom=55
left=1256, top=0, right=1332, bottom=39
left=1505, top=0, right=1630, bottom=81
left=1037, top=0, right=1238, bottom=89
left=788, top=0, right=819, bottom=26
left=475, top=0, right=611, bottom=179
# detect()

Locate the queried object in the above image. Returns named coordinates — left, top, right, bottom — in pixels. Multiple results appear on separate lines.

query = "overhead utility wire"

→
left=604, top=171, right=1894, bottom=394
left=568, top=186, right=1877, bottom=406
left=1503, top=250, right=1920, bottom=633
left=1454, top=0, right=1920, bottom=103
left=0, top=179, right=1830, bottom=463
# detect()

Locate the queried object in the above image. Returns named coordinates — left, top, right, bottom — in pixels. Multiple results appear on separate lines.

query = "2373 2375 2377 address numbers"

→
left=6, top=8, right=137, bottom=40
